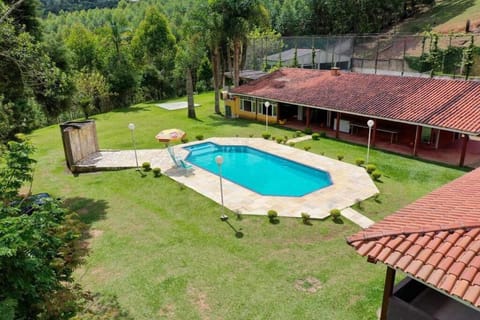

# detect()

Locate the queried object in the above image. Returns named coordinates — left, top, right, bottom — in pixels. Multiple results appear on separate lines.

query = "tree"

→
left=65, top=23, right=98, bottom=71
left=175, top=34, right=206, bottom=119
left=187, top=1, right=223, bottom=113
left=73, top=70, right=111, bottom=119
left=211, top=0, right=267, bottom=87
left=131, top=6, right=176, bottom=100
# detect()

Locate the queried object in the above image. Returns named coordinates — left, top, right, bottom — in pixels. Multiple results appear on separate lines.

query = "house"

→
left=347, top=167, right=480, bottom=319
left=224, top=68, right=480, bottom=166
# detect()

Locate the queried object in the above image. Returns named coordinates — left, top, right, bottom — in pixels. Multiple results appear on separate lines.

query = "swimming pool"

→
left=184, top=142, right=332, bottom=197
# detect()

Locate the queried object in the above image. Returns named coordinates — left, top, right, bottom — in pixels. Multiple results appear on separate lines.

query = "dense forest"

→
left=40, top=0, right=118, bottom=14
left=0, top=0, right=439, bottom=144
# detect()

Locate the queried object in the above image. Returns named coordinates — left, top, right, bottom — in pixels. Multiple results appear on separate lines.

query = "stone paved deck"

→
left=76, top=138, right=379, bottom=221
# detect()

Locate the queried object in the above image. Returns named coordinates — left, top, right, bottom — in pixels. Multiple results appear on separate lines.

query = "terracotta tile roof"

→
left=231, top=68, right=480, bottom=134
left=347, top=168, right=480, bottom=308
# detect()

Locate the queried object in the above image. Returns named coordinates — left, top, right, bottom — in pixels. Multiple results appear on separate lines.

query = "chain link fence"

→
left=245, top=34, right=480, bottom=80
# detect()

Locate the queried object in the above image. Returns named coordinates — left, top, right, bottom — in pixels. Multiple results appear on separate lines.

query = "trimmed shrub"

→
left=304, top=127, right=313, bottom=134
left=142, top=162, right=151, bottom=171
left=311, top=133, right=320, bottom=140
left=262, top=132, right=271, bottom=139
left=249, top=134, right=254, bottom=138
left=355, top=158, right=365, bottom=166
left=195, top=134, right=204, bottom=141
left=319, top=131, right=327, bottom=138
left=152, top=167, right=161, bottom=177
left=303, top=146, right=311, bottom=151
left=295, top=130, right=302, bottom=137
left=288, top=142, right=295, bottom=147
left=330, top=208, right=341, bottom=220
left=372, top=170, right=382, bottom=181
left=320, top=151, right=325, bottom=155
left=337, top=154, right=344, bottom=161
left=181, top=137, right=189, bottom=143
left=366, top=164, right=377, bottom=174
left=276, top=137, right=283, bottom=144
left=267, top=210, right=278, bottom=219
left=301, top=212, right=311, bottom=224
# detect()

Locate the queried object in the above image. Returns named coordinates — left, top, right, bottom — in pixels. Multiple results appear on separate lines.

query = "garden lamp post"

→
left=128, top=123, right=139, bottom=170
left=366, top=119, right=374, bottom=165
left=264, top=101, right=270, bottom=132
left=216, top=155, right=228, bottom=221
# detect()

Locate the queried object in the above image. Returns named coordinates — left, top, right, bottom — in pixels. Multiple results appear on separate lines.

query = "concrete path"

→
left=341, top=207, right=375, bottom=229
left=287, top=135, right=312, bottom=143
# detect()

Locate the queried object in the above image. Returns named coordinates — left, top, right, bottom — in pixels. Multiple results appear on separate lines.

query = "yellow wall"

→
left=225, top=96, right=278, bottom=123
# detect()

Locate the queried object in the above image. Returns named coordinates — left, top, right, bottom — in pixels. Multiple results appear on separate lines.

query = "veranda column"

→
left=459, top=134, right=470, bottom=167
left=380, top=266, right=396, bottom=320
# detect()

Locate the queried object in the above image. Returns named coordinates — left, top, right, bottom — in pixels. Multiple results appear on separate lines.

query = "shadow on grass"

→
left=112, top=105, right=151, bottom=114
left=269, top=218, right=280, bottom=225
left=206, top=115, right=257, bottom=128
left=64, top=197, right=109, bottom=225
left=222, top=218, right=244, bottom=238
left=333, top=217, right=344, bottom=224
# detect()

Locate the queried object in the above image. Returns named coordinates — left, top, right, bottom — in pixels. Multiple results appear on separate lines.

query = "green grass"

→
left=399, top=0, right=480, bottom=33
left=28, top=92, right=466, bottom=319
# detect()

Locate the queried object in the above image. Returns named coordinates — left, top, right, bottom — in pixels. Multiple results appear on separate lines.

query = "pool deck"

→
left=76, top=138, right=379, bottom=220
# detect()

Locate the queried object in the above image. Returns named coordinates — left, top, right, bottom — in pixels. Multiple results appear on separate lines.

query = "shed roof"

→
left=347, top=168, right=480, bottom=308
left=231, top=68, right=480, bottom=134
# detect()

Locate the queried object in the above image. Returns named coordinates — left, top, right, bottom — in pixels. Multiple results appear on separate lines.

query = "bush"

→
left=276, top=137, right=283, bottom=144
left=267, top=209, right=278, bottom=219
left=304, top=127, right=313, bottom=134
left=304, top=146, right=311, bottom=151
left=249, top=134, right=254, bottom=138
left=152, top=167, right=161, bottom=177
left=330, top=208, right=341, bottom=220
left=372, top=170, right=382, bottom=181
left=195, top=134, right=204, bottom=141
left=311, top=133, right=320, bottom=140
left=295, top=130, right=302, bottom=137
left=288, top=142, right=295, bottom=147
left=181, top=137, right=189, bottom=143
left=142, top=162, right=151, bottom=171
left=366, top=164, right=377, bottom=174
left=301, top=212, right=310, bottom=224
left=355, top=158, right=365, bottom=166
left=319, top=131, right=327, bottom=138
left=262, top=132, right=271, bottom=139
left=337, top=154, right=344, bottom=161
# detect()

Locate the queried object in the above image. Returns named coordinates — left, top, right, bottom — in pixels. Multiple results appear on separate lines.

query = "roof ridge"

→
left=346, top=222, right=480, bottom=244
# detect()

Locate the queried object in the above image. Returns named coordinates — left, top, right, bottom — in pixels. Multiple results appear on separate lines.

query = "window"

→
left=241, top=99, right=255, bottom=112
left=260, top=102, right=276, bottom=116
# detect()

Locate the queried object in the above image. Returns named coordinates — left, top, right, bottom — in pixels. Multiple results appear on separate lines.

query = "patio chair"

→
left=167, top=146, right=182, bottom=167
left=179, top=159, right=194, bottom=174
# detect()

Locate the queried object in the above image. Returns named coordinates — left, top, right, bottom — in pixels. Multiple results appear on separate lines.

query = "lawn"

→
left=28, top=92, right=466, bottom=319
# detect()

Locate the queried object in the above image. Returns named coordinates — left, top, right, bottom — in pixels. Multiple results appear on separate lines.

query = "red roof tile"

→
left=464, top=286, right=480, bottom=305
left=347, top=168, right=480, bottom=308
left=232, top=68, right=480, bottom=134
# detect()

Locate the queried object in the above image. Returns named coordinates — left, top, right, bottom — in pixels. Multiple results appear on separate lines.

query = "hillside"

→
left=398, top=0, right=480, bottom=34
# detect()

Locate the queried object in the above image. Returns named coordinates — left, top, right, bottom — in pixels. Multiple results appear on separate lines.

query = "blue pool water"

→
left=184, top=142, right=332, bottom=197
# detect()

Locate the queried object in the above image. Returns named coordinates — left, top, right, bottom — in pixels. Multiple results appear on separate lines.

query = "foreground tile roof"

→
left=231, top=68, right=480, bottom=134
left=347, top=168, right=480, bottom=308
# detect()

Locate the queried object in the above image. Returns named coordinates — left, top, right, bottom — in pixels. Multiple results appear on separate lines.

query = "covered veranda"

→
left=281, top=117, right=480, bottom=168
